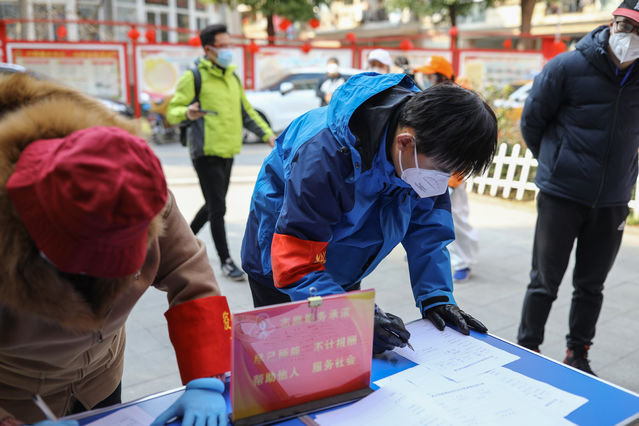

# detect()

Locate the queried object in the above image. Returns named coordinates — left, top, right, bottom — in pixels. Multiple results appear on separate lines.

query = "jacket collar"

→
left=326, top=73, right=419, bottom=179
left=198, top=56, right=238, bottom=77
left=576, top=25, right=639, bottom=84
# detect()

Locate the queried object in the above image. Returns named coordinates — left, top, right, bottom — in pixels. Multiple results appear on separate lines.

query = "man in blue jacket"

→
left=518, top=0, right=639, bottom=375
left=241, top=73, right=498, bottom=353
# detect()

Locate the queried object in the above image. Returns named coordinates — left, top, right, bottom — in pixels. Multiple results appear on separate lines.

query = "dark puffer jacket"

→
left=521, top=25, right=639, bottom=207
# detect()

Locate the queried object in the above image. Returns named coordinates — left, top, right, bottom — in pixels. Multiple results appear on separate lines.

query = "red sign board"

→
left=231, top=290, right=375, bottom=421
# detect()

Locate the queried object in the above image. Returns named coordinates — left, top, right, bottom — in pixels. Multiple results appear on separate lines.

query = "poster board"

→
left=135, top=43, right=245, bottom=99
left=6, top=42, right=128, bottom=104
left=231, top=289, right=375, bottom=423
left=253, top=47, right=353, bottom=90
left=459, top=50, right=543, bottom=90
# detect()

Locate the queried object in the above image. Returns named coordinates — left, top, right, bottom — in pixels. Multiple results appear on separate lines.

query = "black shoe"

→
left=564, top=346, right=596, bottom=376
left=221, top=258, right=245, bottom=281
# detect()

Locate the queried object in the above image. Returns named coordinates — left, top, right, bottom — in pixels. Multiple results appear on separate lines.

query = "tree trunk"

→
left=448, top=4, right=457, bottom=27
left=267, top=13, right=275, bottom=45
left=520, top=0, right=536, bottom=50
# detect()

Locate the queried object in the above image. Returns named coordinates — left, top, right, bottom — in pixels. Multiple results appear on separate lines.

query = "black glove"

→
left=373, top=305, right=411, bottom=354
left=424, top=304, right=488, bottom=335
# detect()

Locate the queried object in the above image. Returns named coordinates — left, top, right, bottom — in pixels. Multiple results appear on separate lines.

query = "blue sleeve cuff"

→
left=417, top=290, right=457, bottom=316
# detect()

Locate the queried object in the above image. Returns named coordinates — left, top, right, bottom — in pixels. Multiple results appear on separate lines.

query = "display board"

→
left=7, top=42, right=128, bottom=103
left=459, top=50, right=543, bottom=90
left=253, top=47, right=353, bottom=90
left=135, top=43, right=245, bottom=100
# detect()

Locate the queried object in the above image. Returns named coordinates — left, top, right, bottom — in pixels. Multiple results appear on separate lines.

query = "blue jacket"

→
left=241, top=73, right=457, bottom=316
left=521, top=26, right=639, bottom=207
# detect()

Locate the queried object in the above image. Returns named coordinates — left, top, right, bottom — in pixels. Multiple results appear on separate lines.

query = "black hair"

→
left=327, top=57, right=339, bottom=64
left=432, top=72, right=455, bottom=84
left=200, top=24, right=227, bottom=48
left=399, top=82, right=497, bottom=178
left=394, top=56, right=410, bottom=68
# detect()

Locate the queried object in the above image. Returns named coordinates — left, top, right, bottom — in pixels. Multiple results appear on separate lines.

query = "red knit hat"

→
left=6, top=126, right=168, bottom=278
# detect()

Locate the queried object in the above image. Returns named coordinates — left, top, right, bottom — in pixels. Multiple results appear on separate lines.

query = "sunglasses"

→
left=614, top=19, right=639, bottom=35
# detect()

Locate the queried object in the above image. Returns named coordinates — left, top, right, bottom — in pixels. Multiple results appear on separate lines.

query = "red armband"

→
left=165, top=295, right=231, bottom=384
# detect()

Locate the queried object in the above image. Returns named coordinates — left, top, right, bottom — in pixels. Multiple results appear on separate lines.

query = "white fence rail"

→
left=466, top=142, right=639, bottom=218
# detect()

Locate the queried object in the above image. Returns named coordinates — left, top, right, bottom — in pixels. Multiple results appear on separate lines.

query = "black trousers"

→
left=517, top=192, right=627, bottom=350
left=69, top=383, right=121, bottom=414
left=192, top=155, right=234, bottom=263
left=249, top=275, right=361, bottom=308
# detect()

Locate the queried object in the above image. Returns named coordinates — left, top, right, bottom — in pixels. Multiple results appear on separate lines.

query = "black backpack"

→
left=178, top=63, right=202, bottom=147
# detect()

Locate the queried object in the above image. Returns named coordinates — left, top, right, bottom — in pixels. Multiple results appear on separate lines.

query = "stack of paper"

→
left=315, top=321, right=587, bottom=425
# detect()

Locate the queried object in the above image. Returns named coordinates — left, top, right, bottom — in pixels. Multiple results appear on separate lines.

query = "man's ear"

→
left=609, top=18, right=614, bottom=31
left=396, top=133, right=414, bottom=151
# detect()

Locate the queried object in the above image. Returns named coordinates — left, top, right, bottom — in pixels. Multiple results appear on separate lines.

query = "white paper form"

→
left=318, top=367, right=581, bottom=426
left=314, top=383, right=455, bottom=426
left=86, top=406, right=154, bottom=426
left=478, top=367, right=588, bottom=418
left=376, top=363, right=587, bottom=418
left=392, top=320, right=519, bottom=381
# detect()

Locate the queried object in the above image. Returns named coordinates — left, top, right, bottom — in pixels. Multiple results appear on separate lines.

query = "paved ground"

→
left=121, top=141, right=639, bottom=402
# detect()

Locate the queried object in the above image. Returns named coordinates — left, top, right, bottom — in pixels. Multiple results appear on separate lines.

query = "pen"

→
left=389, top=329, right=415, bottom=351
left=32, top=394, right=58, bottom=422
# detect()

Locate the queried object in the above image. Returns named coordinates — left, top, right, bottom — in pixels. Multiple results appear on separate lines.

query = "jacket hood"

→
left=0, top=73, right=164, bottom=331
left=576, top=25, right=617, bottom=79
left=326, top=73, right=419, bottom=172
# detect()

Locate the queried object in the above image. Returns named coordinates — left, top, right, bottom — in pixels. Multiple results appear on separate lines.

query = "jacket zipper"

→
left=592, top=85, right=624, bottom=207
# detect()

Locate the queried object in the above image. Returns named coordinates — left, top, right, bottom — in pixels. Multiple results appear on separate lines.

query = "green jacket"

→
left=167, top=57, right=273, bottom=159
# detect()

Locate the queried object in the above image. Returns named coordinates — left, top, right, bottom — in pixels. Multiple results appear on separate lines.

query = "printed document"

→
left=315, top=321, right=587, bottom=425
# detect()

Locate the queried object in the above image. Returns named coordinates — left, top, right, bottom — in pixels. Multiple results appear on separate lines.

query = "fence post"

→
left=489, top=143, right=508, bottom=196
left=501, top=144, right=520, bottom=198
left=516, top=148, right=535, bottom=200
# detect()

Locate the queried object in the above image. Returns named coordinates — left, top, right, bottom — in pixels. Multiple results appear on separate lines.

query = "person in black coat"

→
left=315, top=57, right=347, bottom=107
left=517, top=0, right=639, bottom=375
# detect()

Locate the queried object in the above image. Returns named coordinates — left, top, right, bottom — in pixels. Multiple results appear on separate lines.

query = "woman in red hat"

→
left=0, top=74, right=230, bottom=425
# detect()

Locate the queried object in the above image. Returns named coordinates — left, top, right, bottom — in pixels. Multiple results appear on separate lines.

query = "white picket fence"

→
left=466, top=142, right=639, bottom=218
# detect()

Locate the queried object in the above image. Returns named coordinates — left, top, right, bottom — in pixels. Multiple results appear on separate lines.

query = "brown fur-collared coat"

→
left=0, top=74, right=230, bottom=422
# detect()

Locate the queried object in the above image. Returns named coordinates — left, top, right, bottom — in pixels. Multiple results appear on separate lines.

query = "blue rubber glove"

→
left=31, top=421, right=78, bottom=426
left=151, top=378, right=227, bottom=426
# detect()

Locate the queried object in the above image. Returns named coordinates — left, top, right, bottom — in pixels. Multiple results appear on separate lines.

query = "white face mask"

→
left=399, top=145, right=450, bottom=198
left=609, top=31, right=639, bottom=63
left=371, top=66, right=387, bottom=75
left=327, top=63, right=339, bottom=74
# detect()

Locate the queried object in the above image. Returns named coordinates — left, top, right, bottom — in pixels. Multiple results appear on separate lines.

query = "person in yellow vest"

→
left=415, top=56, right=479, bottom=282
left=167, top=24, right=275, bottom=282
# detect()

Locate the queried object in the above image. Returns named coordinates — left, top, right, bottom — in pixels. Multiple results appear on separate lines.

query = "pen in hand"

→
left=32, top=394, right=58, bottom=422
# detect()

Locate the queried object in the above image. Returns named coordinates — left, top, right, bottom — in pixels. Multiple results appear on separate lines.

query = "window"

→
left=147, top=11, right=169, bottom=42
left=33, top=3, right=66, bottom=40
left=177, top=13, right=189, bottom=43
left=0, top=2, right=20, bottom=39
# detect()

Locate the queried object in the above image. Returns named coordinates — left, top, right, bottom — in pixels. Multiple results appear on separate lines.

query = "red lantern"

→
left=553, top=40, right=567, bottom=55
left=188, top=35, right=201, bottom=46
left=502, top=38, right=513, bottom=49
left=247, top=40, right=260, bottom=54
left=448, top=26, right=459, bottom=37
left=145, top=28, right=156, bottom=44
left=278, top=18, right=292, bottom=31
left=56, top=25, right=67, bottom=39
left=399, top=38, right=414, bottom=50
left=308, top=18, right=320, bottom=29
left=301, top=43, right=312, bottom=53
left=127, top=27, right=140, bottom=42
left=346, top=32, right=357, bottom=42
